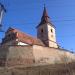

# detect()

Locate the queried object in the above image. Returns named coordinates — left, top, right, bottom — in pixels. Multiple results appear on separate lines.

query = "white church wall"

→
left=48, top=41, right=58, bottom=48
left=18, top=42, right=28, bottom=45
left=47, top=24, right=56, bottom=42
left=2, top=38, right=28, bottom=46
left=47, top=24, right=58, bottom=48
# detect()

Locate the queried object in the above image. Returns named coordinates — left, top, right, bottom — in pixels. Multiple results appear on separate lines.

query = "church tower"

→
left=37, top=6, right=58, bottom=48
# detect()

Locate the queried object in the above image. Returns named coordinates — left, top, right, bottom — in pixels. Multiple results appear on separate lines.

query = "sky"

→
left=0, top=0, right=75, bottom=52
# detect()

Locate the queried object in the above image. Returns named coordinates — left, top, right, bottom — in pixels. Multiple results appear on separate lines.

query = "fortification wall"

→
left=0, top=45, right=75, bottom=67
left=33, top=45, right=75, bottom=64
left=0, top=45, right=75, bottom=75
left=0, top=46, right=35, bottom=67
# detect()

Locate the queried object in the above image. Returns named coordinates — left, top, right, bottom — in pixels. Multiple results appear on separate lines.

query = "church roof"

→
left=37, top=6, right=55, bottom=28
left=2, top=27, right=44, bottom=46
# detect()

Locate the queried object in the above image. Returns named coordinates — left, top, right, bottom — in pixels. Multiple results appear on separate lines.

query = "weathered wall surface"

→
left=0, top=45, right=75, bottom=75
left=0, top=46, right=9, bottom=66
left=33, top=45, right=75, bottom=64
left=0, top=45, right=75, bottom=67
left=0, top=46, right=35, bottom=67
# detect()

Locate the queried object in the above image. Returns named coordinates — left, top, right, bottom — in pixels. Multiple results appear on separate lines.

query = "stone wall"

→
left=6, top=46, right=34, bottom=67
left=33, top=45, right=75, bottom=64
left=0, top=45, right=75, bottom=75
left=0, top=46, right=35, bottom=67
left=0, top=45, right=75, bottom=67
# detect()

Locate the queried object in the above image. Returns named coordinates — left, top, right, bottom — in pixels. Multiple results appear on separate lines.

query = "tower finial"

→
left=44, top=3, right=45, bottom=8
left=43, top=0, right=46, bottom=7
left=44, top=3, right=46, bottom=10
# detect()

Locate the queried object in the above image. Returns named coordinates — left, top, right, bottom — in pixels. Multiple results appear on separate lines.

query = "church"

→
left=1, top=6, right=58, bottom=48
left=0, top=4, right=75, bottom=75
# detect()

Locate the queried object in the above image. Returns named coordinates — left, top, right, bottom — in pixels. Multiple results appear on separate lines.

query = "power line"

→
left=7, top=19, right=75, bottom=25
left=57, top=34, right=75, bottom=38
left=52, top=19, right=75, bottom=22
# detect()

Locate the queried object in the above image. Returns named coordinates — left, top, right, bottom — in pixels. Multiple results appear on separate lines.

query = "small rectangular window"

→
left=41, top=29, right=43, bottom=33
left=51, top=29, right=53, bottom=33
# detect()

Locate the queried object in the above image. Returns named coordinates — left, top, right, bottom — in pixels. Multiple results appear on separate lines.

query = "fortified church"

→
left=0, top=3, right=75, bottom=75
left=1, top=6, right=58, bottom=48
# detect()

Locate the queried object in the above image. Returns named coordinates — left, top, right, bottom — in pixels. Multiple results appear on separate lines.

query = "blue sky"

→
left=0, top=0, right=75, bottom=52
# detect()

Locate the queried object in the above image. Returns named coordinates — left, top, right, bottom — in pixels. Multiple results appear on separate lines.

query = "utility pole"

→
left=0, top=3, right=6, bottom=32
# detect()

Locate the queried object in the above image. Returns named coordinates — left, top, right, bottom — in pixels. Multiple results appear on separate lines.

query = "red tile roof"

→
left=5, top=27, right=44, bottom=46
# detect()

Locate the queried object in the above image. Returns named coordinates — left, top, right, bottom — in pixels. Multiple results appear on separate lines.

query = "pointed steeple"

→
left=41, top=4, right=50, bottom=22
left=37, top=5, right=54, bottom=28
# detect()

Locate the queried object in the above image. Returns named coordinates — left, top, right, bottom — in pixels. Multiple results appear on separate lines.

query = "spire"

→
left=42, top=4, right=49, bottom=18
left=36, top=4, right=55, bottom=28
left=36, top=5, right=51, bottom=28
left=41, top=4, right=50, bottom=23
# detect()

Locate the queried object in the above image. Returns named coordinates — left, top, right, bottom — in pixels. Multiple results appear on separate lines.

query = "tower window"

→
left=51, top=29, right=53, bottom=33
left=41, top=29, right=43, bottom=33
